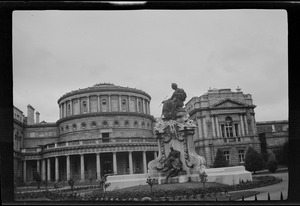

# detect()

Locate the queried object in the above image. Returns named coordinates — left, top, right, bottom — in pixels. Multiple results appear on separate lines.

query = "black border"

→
left=1, top=1, right=299, bottom=205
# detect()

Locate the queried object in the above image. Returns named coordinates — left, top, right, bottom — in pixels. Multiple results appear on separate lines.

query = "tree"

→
left=266, top=151, right=278, bottom=173
left=33, top=170, right=42, bottom=189
left=146, top=176, right=155, bottom=194
left=68, top=178, right=76, bottom=191
left=244, top=147, right=264, bottom=174
left=213, top=149, right=228, bottom=168
left=97, top=174, right=111, bottom=193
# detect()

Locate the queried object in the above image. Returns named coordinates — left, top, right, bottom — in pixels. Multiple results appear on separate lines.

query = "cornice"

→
left=25, top=122, right=57, bottom=128
left=56, top=112, right=156, bottom=124
left=189, top=105, right=255, bottom=116
left=57, top=86, right=151, bottom=103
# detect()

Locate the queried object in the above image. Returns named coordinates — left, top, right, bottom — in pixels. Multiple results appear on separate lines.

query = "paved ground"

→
left=235, top=168, right=288, bottom=201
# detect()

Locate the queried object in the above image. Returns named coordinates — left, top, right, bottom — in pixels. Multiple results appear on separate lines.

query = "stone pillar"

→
left=148, top=101, right=151, bottom=114
left=64, top=102, right=67, bottom=118
left=23, top=160, right=26, bottom=182
left=47, top=158, right=51, bottom=181
left=232, top=123, right=236, bottom=137
left=128, top=151, right=133, bottom=174
left=96, top=153, right=101, bottom=180
left=215, top=116, right=220, bottom=137
left=244, top=115, right=249, bottom=135
left=252, top=114, right=257, bottom=134
left=80, top=154, right=85, bottom=181
left=113, top=152, right=117, bottom=175
left=37, top=160, right=40, bottom=174
left=87, top=96, right=90, bottom=113
left=240, top=114, right=245, bottom=136
left=128, top=95, right=131, bottom=112
left=143, top=99, right=146, bottom=113
left=59, top=105, right=61, bottom=119
left=41, top=159, right=46, bottom=181
left=108, top=95, right=111, bottom=112
left=55, top=157, right=59, bottom=181
left=66, top=156, right=70, bottom=180
left=97, top=96, right=100, bottom=112
left=136, top=97, right=139, bottom=113
left=203, top=117, right=208, bottom=138
left=197, top=117, right=203, bottom=139
left=143, top=151, right=147, bottom=173
left=211, top=116, right=216, bottom=138
left=70, top=100, right=73, bottom=115
left=119, top=95, right=122, bottom=112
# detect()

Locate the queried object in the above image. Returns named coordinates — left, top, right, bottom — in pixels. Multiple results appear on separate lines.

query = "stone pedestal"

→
left=148, top=116, right=206, bottom=183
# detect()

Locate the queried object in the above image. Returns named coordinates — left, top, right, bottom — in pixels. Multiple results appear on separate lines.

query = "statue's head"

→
left=171, top=83, right=177, bottom=90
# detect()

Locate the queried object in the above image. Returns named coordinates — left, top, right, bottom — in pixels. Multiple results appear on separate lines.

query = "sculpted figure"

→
left=162, top=83, right=187, bottom=120
left=162, top=147, right=183, bottom=183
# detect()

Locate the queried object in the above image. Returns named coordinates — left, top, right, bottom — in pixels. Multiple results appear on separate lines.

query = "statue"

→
left=162, top=83, right=187, bottom=120
left=162, top=147, right=183, bottom=183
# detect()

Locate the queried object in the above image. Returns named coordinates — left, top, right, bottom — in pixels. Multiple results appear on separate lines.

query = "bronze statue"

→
left=162, top=147, right=183, bottom=183
left=161, top=83, right=187, bottom=120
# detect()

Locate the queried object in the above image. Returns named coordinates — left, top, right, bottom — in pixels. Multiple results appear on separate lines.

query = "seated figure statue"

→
left=162, top=147, right=183, bottom=183
left=162, top=83, right=187, bottom=120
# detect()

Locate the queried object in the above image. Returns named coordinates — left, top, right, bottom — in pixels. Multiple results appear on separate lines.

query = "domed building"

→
left=14, top=83, right=157, bottom=183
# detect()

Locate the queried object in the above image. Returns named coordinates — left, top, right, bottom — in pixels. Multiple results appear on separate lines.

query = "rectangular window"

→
left=102, top=133, right=110, bottom=143
left=238, top=149, right=245, bottom=163
left=223, top=151, right=230, bottom=162
left=221, top=124, right=225, bottom=137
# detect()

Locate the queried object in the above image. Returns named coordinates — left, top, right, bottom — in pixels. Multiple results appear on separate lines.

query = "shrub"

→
left=213, top=149, right=228, bottom=168
left=199, top=171, right=208, bottom=188
left=267, top=159, right=278, bottom=173
left=244, top=147, right=264, bottom=174
left=32, top=170, right=42, bottom=189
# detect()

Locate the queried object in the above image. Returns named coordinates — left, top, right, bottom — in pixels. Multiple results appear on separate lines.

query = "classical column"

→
left=59, top=105, right=61, bottom=119
left=80, top=154, right=85, bottom=181
left=47, top=158, right=51, bottom=181
left=197, top=117, right=203, bottom=139
left=240, top=114, right=245, bottom=136
left=148, top=101, right=151, bottom=114
left=244, top=115, right=249, bottom=135
left=203, top=118, right=208, bottom=138
left=41, top=159, right=46, bottom=181
left=70, top=100, right=73, bottom=115
left=113, top=152, right=117, bottom=175
left=211, top=116, right=216, bottom=138
left=252, top=114, right=257, bottom=134
left=136, top=97, right=139, bottom=112
left=87, top=96, right=90, bottom=113
left=64, top=102, right=67, bottom=118
left=96, top=153, right=101, bottom=180
left=142, top=99, right=145, bottom=113
left=119, top=95, right=122, bottom=112
left=108, top=95, right=111, bottom=112
left=232, top=123, right=236, bottom=137
left=55, top=157, right=59, bottom=181
left=37, top=160, right=40, bottom=174
left=215, top=116, right=220, bottom=137
left=66, top=156, right=70, bottom=180
left=97, top=96, right=100, bottom=112
left=128, top=151, right=133, bottom=174
left=23, top=160, right=26, bottom=182
left=143, top=151, right=147, bottom=173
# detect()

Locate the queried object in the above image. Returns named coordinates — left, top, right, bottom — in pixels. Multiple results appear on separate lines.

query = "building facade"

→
left=14, top=83, right=158, bottom=183
left=185, top=88, right=261, bottom=167
left=256, top=120, right=289, bottom=154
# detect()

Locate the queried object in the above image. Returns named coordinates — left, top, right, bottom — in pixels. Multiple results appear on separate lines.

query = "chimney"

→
left=27, top=104, right=35, bottom=125
left=36, top=111, right=40, bottom=124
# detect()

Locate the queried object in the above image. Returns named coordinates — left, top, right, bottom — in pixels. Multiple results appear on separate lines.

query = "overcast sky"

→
left=13, top=9, right=288, bottom=123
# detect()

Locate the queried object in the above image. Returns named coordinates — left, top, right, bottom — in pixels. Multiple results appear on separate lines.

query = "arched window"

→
left=81, top=122, right=86, bottom=129
left=68, top=104, right=71, bottom=115
left=225, top=117, right=233, bottom=137
left=65, top=125, right=69, bottom=131
left=141, top=121, right=145, bottom=128
left=134, top=121, right=138, bottom=127
left=125, top=120, right=130, bottom=127
left=114, top=121, right=119, bottom=127
left=72, top=124, right=77, bottom=130
left=103, top=121, right=108, bottom=127
left=91, top=121, right=97, bottom=128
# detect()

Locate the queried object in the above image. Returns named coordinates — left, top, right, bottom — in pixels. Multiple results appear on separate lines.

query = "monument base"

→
left=106, top=166, right=252, bottom=191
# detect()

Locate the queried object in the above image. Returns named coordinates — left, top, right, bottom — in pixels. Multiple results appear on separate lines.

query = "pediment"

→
left=210, top=98, right=247, bottom=108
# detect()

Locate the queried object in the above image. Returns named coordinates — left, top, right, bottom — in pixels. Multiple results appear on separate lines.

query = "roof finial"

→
left=236, top=86, right=241, bottom=92
left=208, top=87, right=212, bottom=92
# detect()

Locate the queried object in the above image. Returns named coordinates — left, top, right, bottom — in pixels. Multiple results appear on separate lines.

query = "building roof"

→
left=57, top=83, right=151, bottom=103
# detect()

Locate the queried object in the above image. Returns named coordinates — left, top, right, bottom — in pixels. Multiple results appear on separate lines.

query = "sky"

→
left=13, top=9, right=288, bottom=123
